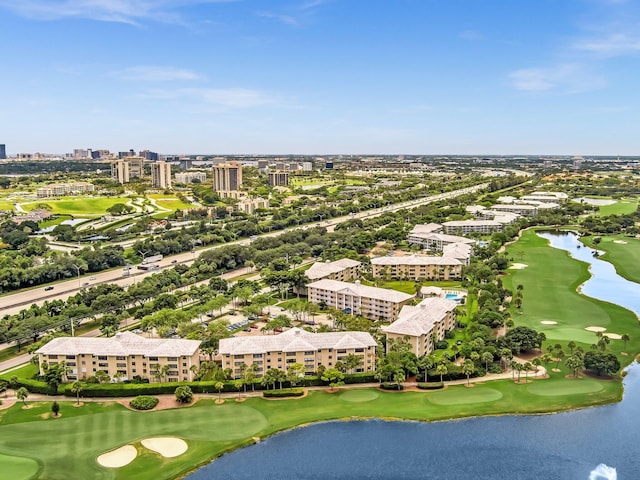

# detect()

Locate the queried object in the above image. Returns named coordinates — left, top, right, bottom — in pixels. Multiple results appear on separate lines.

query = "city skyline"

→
left=1, top=0, right=640, bottom=155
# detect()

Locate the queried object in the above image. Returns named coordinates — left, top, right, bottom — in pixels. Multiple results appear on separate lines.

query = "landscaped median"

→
left=0, top=375, right=623, bottom=480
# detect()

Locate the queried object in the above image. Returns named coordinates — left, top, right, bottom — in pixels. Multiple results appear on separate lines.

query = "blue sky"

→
left=1, top=0, right=639, bottom=155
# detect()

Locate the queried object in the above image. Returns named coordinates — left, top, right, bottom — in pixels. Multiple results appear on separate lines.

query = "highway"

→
left=0, top=182, right=487, bottom=317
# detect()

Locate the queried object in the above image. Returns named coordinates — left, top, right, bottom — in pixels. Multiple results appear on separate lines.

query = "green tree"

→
left=436, top=364, right=448, bottom=383
left=321, top=368, right=345, bottom=391
left=583, top=351, right=620, bottom=376
left=565, top=354, right=585, bottom=378
left=51, top=401, right=60, bottom=417
left=16, top=387, right=29, bottom=406
left=622, top=333, right=630, bottom=351
left=70, top=381, right=84, bottom=405
left=462, top=359, right=475, bottom=386
left=214, top=381, right=225, bottom=402
left=481, top=351, right=494, bottom=373
left=175, top=385, right=193, bottom=403
left=286, top=363, right=306, bottom=388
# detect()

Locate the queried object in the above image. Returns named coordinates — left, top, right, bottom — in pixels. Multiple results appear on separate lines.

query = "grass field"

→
left=581, top=234, right=640, bottom=284
left=146, top=194, right=194, bottom=211
left=503, top=229, right=640, bottom=356
left=21, top=197, right=126, bottom=216
left=594, top=198, right=638, bottom=217
left=0, top=374, right=622, bottom=480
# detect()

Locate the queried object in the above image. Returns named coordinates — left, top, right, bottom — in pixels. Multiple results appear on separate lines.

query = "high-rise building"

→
left=0, top=144, right=6, bottom=160
left=126, top=157, right=145, bottom=178
left=268, top=171, right=289, bottom=187
left=151, top=161, right=172, bottom=189
left=212, top=161, right=243, bottom=197
left=111, top=160, right=130, bottom=184
left=140, top=150, right=159, bottom=161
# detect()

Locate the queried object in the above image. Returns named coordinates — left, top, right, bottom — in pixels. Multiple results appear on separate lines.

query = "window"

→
left=97, top=356, right=107, bottom=360
left=286, top=352, right=297, bottom=357
left=303, top=351, right=314, bottom=355
left=168, top=364, right=178, bottom=369
left=116, top=356, right=125, bottom=361
left=182, top=362, right=187, bottom=367
left=131, top=362, right=136, bottom=366
left=168, top=357, right=178, bottom=361
left=65, top=355, right=75, bottom=360
left=355, top=348, right=364, bottom=353
left=182, top=370, right=188, bottom=374
left=253, top=354, right=263, bottom=359
left=116, top=363, right=126, bottom=368
left=149, top=356, right=159, bottom=361
left=67, top=362, right=76, bottom=367
left=132, top=369, right=137, bottom=373
left=98, top=363, right=108, bottom=368
left=48, top=355, right=58, bottom=359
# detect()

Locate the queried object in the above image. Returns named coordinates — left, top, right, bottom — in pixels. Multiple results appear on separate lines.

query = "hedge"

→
left=12, top=378, right=56, bottom=395
left=129, top=396, right=159, bottom=410
left=417, top=382, right=444, bottom=390
left=380, top=382, right=404, bottom=391
left=263, top=388, right=304, bottom=398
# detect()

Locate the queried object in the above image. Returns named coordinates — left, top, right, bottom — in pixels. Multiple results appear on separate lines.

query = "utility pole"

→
left=71, top=264, right=81, bottom=289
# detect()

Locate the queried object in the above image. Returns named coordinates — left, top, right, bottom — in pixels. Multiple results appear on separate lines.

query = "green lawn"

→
left=503, top=229, right=640, bottom=356
left=146, top=194, right=194, bottom=211
left=594, top=198, right=638, bottom=217
left=21, top=197, right=126, bottom=216
left=581, top=234, right=640, bottom=284
left=0, top=375, right=622, bottom=480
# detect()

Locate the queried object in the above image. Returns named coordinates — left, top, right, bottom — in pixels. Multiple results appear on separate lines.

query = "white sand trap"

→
left=509, top=263, right=528, bottom=270
left=613, top=240, right=628, bottom=244
left=141, top=437, right=188, bottom=458
left=97, top=445, right=137, bottom=468
left=541, top=321, right=558, bottom=325
left=604, top=333, right=622, bottom=340
left=585, top=326, right=607, bottom=333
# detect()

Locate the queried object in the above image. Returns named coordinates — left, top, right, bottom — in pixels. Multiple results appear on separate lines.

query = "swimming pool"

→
left=444, top=293, right=459, bottom=300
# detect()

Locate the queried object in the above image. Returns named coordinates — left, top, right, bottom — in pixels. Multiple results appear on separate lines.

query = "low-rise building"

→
left=219, top=328, right=377, bottom=378
left=442, top=219, right=504, bottom=235
left=491, top=204, right=538, bottom=217
left=408, top=230, right=475, bottom=252
left=371, top=254, right=463, bottom=281
left=36, top=182, right=95, bottom=197
left=307, top=279, right=414, bottom=321
left=442, top=242, right=473, bottom=265
left=382, top=297, right=458, bottom=356
left=305, top=258, right=362, bottom=282
left=175, top=171, right=207, bottom=184
left=35, top=332, right=200, bottom=383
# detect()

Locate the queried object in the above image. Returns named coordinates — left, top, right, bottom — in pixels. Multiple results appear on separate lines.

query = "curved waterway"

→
left=537, top=231, right=640, bottom=317
left=188, top=231, right=639, bottom=480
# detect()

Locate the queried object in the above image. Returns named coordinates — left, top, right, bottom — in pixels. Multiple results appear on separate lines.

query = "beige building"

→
left=36, top=182, right=95, bottom=198
left=35, top=332, right=200, bottom=383
left=213, top=161, right=243, bottom=198
left=492, top=204, right=538, bottom=217
left=382, top=297, right=458, bottom=356
left=307, top=279, right=414, bottom=321
left=408, top=230, right=475, bottom=252
left=306, top=258, right=362, bottom=282
left=235, top=197, right=268, bottom=214
left=268, top=171, right=289, bottom=187
left=371, top=254, right=463, bottom=281
left=151, top=160, right=172, bottom=189
left=175, top=171, right=207, bottom=184
left=111, top=159, right=130, bottom=184
left=219, top=328, right=377, bottom=378
left=442, top=220, right=503, bottom=235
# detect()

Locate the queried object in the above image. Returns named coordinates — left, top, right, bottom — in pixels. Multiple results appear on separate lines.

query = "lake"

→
left=187, top=231, right=638, bottom=480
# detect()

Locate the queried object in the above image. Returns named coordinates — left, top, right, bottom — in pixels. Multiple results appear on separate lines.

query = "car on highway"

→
left=44, top=286, right=54, bottom=291
left=89, top=276, right=96, bottom=280
left=82, top=282, right=89, bottom=287
left=171, top=259, right=177, bottom=264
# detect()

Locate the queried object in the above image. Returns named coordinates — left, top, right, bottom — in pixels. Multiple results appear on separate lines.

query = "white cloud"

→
left=256, top=11, right=299, bottom=26
left=508, top=64, right=604, bottom=94
left=140, top=87, right=281, bottom=108
left=574, top=33, right=640, bottom=57
left=0, top=0, right=234, bottom=26
left=118, top=66, right=202, bottom=81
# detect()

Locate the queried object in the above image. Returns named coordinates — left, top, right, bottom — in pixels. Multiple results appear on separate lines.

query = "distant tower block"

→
left=0, top=144, right=6, bottom=160
left=212, top=161, right=243, bottom=198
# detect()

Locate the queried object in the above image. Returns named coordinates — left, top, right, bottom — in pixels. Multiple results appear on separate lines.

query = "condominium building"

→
left=442, top=220, right=503, bottom=235
left=491, top=204, right=538, bottom=217
left=212, top=161, right=243, bottom=198
left=111, top=159, right=130, bottom=184
left=408, top=228, right=475, bottom=252
left=382, top=297, right=458, bottom=356
left=305, top=258, right=362, bottom=282
left=442, top=242, right=473, bottom=265
left=268, top=171, right=289, bottom=187
left=235, top=197, right=268, bottom=214
left=220, top=328, right=377, bottom=378
left=151, top=160, right=172, bottom=189
left=371, top=254, right=463, bottom=281
left=307, top=279, right=414, bottom=321
left=175, top=171, right=207, bottom=184
left=35, top=332, right=201, bottom=382
left=36, top=182, right=95, bottom=198
left=127, top=156, right=145, bottom=178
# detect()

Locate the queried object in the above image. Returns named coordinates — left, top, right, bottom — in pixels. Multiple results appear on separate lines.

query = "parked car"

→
left=274, top=327, right=283, bottom=333
left=243, top=327, right=252, bottom=332
left=250, top=324, right=259, bottom=329
left=89, top=276, right=96, bottom=280
left=229, top=311, right=237, bottom=315
left=44, top=286, right=54, bottom=291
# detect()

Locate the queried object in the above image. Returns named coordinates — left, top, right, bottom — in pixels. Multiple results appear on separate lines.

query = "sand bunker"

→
left=508, top=263, right=528, bottom=270
left=97, top=445, right=137, bottom=468
left=585, top=326, right=607, bottom=333
left=540, top=321, right=558, bottom=325
left=141, top=437, right=188, bottom=458
left=613, top=240, right=628, bottom=244
left=604, top=333, right=622, bottom=340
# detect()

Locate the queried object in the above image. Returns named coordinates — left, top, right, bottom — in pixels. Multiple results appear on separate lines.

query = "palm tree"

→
left=214, top=381, right=224, bottom=402
left=436, top=364, right=448, bottom=383
left=481, top=352, right=493, bottom=373
left=567, top=341, right=576, bottom=354
left=597, top=336, right=610, bottom=352
left=509, top=360, right=519, bottom=379
left=621, top=333, right=630, bottom=351
left=554, top=349, right=565, bottom=370
left=16, top=387, right=29, bottom=406
left=462, top=360, right=475, bottom=386
left=71, top=381, right=84, bottom=405
left=160, top=364, right=171, bottom=383
left=418, top=355, right=434, bottom=382
left=523, top=362, right=533, bottom=381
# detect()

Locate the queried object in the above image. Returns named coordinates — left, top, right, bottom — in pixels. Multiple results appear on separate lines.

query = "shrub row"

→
left=380, top=382, right=404, bottom=391
left=263, top=388, right=304, bottom=398
left=129, top=396, right=159, bottom=410
left=417, top=382, right=444, bottom=390
left=12, top=378, right=56, bottom=395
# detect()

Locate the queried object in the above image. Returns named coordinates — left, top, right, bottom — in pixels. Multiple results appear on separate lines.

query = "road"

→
left=0, top=183, right=487, bottom=317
